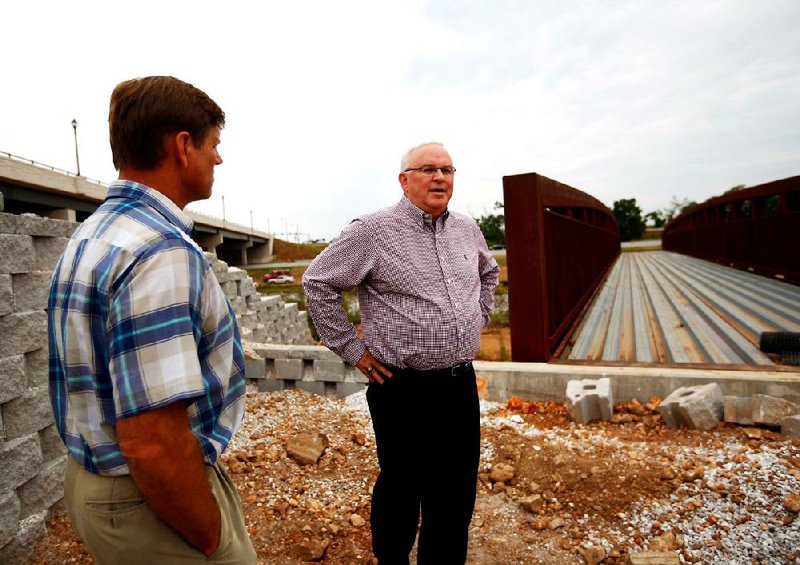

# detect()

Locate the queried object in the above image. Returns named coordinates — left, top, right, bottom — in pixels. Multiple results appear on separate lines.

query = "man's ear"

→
left=398, top=172, right=408, bottom=193
left=171, top=131, right=193, bottom=169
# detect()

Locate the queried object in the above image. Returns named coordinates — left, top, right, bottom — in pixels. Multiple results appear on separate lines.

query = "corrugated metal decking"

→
left=566, top=251, right=800, bottom=365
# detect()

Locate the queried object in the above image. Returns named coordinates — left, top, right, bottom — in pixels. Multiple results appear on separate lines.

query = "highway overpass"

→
left=0, top=152, right=272, bottom=266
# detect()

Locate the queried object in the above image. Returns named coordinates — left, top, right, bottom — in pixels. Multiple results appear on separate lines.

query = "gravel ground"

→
left=28, top=386, right=800, bottom=564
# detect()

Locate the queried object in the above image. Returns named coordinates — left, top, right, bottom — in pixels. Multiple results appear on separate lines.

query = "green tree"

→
left=476, top=201, right=505, bottom=247
left=613, top=198, right=645, bottom=242
left=645, top=210, right=666, bottom=228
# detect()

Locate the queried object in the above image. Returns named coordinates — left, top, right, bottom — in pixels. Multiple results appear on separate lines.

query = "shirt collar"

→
left=397, top=195, right=450, bottom=230
left=106, top=180, right=194, bottom=236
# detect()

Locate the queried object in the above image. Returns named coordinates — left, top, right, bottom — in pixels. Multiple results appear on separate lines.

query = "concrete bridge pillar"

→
left=246, top=240, right=272, bottom=265
left=193, top=232, right=224, bottom=257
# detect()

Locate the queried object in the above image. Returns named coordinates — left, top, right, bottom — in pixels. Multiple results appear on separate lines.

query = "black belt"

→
left=397, top=361, right=473, bottom=378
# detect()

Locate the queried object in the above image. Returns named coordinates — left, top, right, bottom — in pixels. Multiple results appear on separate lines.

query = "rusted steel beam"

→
left=503, top=172, right=619, bottom=362
left=662, top=175, right=800, bottom=284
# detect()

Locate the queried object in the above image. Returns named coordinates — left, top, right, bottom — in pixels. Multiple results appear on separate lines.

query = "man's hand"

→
left=117, top=401, right=221, bottom=556
left=356, top=350, right=393, bottom=384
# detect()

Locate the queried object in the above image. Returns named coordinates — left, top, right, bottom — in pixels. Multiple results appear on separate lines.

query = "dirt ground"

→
left=27, top=388, right=800, bottom=565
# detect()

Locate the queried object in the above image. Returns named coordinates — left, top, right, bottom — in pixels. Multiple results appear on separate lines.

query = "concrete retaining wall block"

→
left=0, top=492, right=21, bottom=547
left=0, top=355, right=26, bottom=404
left=12, top=214, right=77, bottom=238
left=565, top=377, right=613, bottom=424
left=296, top=381, right=326, bottom=396
left=313, top=360, right=345, bottom=382
left=751, top=394, right=800, bottom=426
left=0, top=434, right=43, bottom=493
left=244, top=355, right=266, bottom=379
left=336, top=382, right=365, bottom=399
left=32, top=237, right=69, bottom=271
left=0, top=311, right=47, bottom=358
left=12, top=272, right=52, bottom=314
left=723, top=396, right=753, bottom=425
left=0, top=274, right=12, bottom=316
left=38, top=424, right=66, bottom=462
left=0, top=510, right=47, bottom=565
left=24, top=347, right=49, bottom=388
left=275, top=359, right=303, bottom=380
left=257, top=378, right=285, bottom=393
left=659, top=383, right=723, bottom=430
left=3, top=387, right=55, bottom=440
left=0, top=234, right=34, bottom=274
left=18, top=457, right=66, bottom=518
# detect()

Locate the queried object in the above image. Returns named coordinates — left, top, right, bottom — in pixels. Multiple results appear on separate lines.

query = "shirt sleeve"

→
left=108, top=240, right=207, bottom=418
left=474, top=222, right=500, bottom=326
left=302, top=219, right=375, bottom=366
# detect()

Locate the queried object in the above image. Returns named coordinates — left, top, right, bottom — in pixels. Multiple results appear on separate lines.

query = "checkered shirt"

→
left=303, top=196, right=500, bottom=370
left=48, top=180, right=247, bottom=476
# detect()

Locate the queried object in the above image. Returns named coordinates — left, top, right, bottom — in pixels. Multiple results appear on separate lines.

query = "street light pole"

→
left=71, top=119, right=81, bottom=176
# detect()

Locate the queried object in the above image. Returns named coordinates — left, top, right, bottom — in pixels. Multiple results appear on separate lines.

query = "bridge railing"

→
left=662, top=175, right=800, bottom=285
left=503, top=172, right=620, bottom=362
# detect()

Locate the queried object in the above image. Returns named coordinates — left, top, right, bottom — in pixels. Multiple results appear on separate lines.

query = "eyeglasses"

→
left=403, top=165, right=457, bottom=177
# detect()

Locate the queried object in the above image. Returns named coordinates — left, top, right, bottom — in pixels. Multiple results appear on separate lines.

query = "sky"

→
left=1, top=0, right=798, bottom=241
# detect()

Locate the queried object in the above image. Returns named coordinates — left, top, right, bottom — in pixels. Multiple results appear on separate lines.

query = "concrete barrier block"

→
left=336, top=382, right=366, bottom=399
left=14, top=214, right=77, bottom=238
left=0, top=434, right=42, bottom=492
left=3, top=386, right=53, bottom=440
left=659, top=383, right=723, bottom=430
left=18, top=457, right=66, bottom=518
left=0, top=274, right=12, bottom=316
left=565, top=377, right=613, bottom=424
left=0, top=510, right=47, bottom=565
left=244, top=355, right=266, bottom=379
left=33, top=236, right=69, bottom=271
left=230, top=296, right=247, bottom=316
left=0, top=234, right=34, bottom=274
left=0, top=354, right=26, bottom=404
left=296, top=381, right=325, bottom=396
left=751, top=394, right=800, bottom=426
left=12, top=271, right=52, bottom=312
left=313, top=359, right=346, bottom=382
left=724, top=395, right=753, bottom=425
left=781, top=415, right=800, bottom=439
left=0, top=491, right=21, bottom=547
left=275, top=358, right=303, bottom=380
left=39, top=424, right=66, bottom=462
left=0, top=310, right=47, bottom=358
left=257, top=378, right=285, bottom=393
left=346, top=366, right=368, bottom=384
left=25, top=347, right=49, bottom=388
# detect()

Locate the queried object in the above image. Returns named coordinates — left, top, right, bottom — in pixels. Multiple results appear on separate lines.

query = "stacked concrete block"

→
left=659, top=383, right=724, bottom=430
left=725, top=394, right=800, bottom=431
left=751, top=394, right=799, bottom=426
left=566, top=377, right=613, bottom=424
left=0, top=209, right=77, bottom=562
left=204, top=254, right=313, bottom=347
left=246, top=344, right=367, bottom=398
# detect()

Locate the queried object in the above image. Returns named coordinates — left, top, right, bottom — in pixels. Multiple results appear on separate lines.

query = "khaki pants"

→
left=64, top=456, right=257, bottom=564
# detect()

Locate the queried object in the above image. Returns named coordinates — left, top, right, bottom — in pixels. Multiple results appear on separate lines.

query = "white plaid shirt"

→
left=48, top=181, right=246, bottom=476
left=303, top=196, right=499, bottom=370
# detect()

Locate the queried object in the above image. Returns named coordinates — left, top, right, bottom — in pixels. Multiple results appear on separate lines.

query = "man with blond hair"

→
left=303, top=142, right=499, bottom=563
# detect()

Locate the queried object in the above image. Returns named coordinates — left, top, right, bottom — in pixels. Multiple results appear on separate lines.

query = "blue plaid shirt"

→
left=48, top=181, right=247, bottom=476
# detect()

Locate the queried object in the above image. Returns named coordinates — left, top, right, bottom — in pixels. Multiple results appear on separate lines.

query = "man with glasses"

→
left=303, top=142, right=499, bottom=563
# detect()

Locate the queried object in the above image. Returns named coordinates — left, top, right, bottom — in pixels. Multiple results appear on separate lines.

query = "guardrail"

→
left=503, top=172, right=620, bottom=362
left=662, top=175, right=800, bottom=285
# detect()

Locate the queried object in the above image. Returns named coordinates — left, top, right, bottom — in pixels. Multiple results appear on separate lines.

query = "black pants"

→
left=366, top=363, right=480, bottom=565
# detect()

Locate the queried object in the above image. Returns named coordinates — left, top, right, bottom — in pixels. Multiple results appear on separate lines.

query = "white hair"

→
left=400, top=141, right=446, bottom=172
